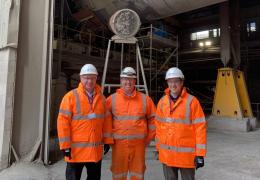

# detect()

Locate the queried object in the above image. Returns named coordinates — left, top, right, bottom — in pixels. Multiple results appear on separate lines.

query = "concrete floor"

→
left=0, top=129, right=260, bottom=180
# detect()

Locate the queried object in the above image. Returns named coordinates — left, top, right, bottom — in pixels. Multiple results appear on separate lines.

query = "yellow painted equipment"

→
left=212, top=68, right=253, bottom=118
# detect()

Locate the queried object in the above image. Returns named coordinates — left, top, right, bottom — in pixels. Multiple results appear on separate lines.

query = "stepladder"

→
left=101, top=37, right=148, bottom=95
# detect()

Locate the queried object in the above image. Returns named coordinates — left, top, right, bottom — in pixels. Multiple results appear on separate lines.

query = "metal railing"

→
left=137, top=25, right=177, bottom=42
left=54, top=24, right=109, bottom=57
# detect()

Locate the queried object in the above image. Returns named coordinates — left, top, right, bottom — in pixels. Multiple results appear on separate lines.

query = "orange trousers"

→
left=111, top=140, right=146, bottom=180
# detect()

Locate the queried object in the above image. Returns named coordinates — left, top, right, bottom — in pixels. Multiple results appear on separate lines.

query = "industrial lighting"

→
left=205, top=41, right=212, bottom=46
left=199, top=42, right=204, bottom=47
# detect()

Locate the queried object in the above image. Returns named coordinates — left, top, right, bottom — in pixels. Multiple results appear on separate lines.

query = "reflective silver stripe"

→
left=129, top=172, right=144, bottom=179
left=193, top=117, right=206, bottom=124
left=185, top=95, right=193, bottom=120
left=72, top=89, right=81, bottom=115
left=112, top=172, right=128, bottom=179
left=196, top=144, right=206, bottom=149
left=72, top=113, right=105, bottom=120
left=103, top=133, right=113, bottom=138
left=71, top=142, right=103, bottom=148
left=113, top=134, right=146, bottom=140
left=59, top=109, right=72, bottom=116
left=59, top=137, right=70, bottom=143
left=113, top=115, right=145, bottom=121
left=148, top=113, right=156, bottom=119
left=111, top=93, right=116, bottom=115
left=156, top=116, right=190, bottom=124
left=155, top=115, right=160, bottom=122
left=141, top=93, right=146, bottom=114
left=149, top=125, right=156, bottom=130
left=160, top=143, right=195, bottom=153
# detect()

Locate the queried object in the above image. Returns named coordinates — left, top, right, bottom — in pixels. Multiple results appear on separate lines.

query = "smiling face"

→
left=167, top=77, right=184, bottom=96
left=120, top=77, right=136, bottom=94
left=80, top=74, right=97, bottom=92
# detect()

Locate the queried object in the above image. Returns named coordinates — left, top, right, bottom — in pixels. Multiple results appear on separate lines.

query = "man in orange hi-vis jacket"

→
left=106, top=67, right=156, bottom=180
left=57, top=64, right=113, bottom=180
left=155, top=67, right=207, bottom=180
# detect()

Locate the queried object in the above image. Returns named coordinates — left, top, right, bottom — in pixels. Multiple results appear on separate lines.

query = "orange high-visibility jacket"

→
left=155, top=88, right=207, bottom=168
left=106, top=88, right=156, bottom=142
left=57, top=83, right=113, bottom=162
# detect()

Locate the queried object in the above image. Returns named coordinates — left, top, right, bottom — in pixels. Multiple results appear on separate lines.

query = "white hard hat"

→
left=120, top=67, right=137, bottom=78
left=80, top=64, right=98, bottom=75
left=165, top=67, right=184, bottom=80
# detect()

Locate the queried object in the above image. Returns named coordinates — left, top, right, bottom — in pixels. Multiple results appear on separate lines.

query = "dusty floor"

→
left=0, top=129, right=260, bottom=180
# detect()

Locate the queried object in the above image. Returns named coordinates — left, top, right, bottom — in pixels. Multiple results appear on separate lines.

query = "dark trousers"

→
left=66, top=160, right=102, bottom=180
left=162, top=164, right=195, bottom=180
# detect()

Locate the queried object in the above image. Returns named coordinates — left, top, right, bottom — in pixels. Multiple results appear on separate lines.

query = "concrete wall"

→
left=0, top=48, right=17, bottom=169
left=0, top=0, right=21, bottom=169
left=12, top=0, right=52, bottom=161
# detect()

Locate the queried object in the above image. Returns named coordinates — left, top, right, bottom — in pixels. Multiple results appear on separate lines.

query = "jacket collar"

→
left=117, top=87, right=137, bottom=98
left=164, top=87, right=187, bottom=99
left=78, top=82, right=101, bottom=95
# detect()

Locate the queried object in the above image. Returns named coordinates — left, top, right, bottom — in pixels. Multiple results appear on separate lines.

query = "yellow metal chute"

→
left=212, top=68, right=253, bottom=118
left=209, top=68, right=256, bottom=132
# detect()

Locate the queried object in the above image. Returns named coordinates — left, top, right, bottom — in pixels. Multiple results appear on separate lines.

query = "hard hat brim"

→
left=165, top=76, right=184, bottom=80
left=79, top=72, right=98, bottom=76
left=120, top=75, right=137, bottom=78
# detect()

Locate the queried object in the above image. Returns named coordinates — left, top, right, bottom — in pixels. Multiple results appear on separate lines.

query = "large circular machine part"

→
left=109, top=9, right=141, bottom=38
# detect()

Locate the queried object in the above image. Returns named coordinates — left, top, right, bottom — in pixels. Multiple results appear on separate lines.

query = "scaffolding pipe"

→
left=176, top=36, right=179, bottom=67
left=121, top=44, right=124, bottom=71
left=136, top=46, right=140, bottom=86
left=101, top=40, right=112, bottom=93
left=151, top=47, right=177, bottom=81
left=137, top=43, right=148, bottom=95
left=149, top=24, right=153, bottom=93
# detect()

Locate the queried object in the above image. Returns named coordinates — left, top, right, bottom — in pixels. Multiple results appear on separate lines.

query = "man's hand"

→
left=194, top=156, right=204, bottom=169
left=62, top=148, right=71, bottom=159
left=104, top=144, right=110, bottom=155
